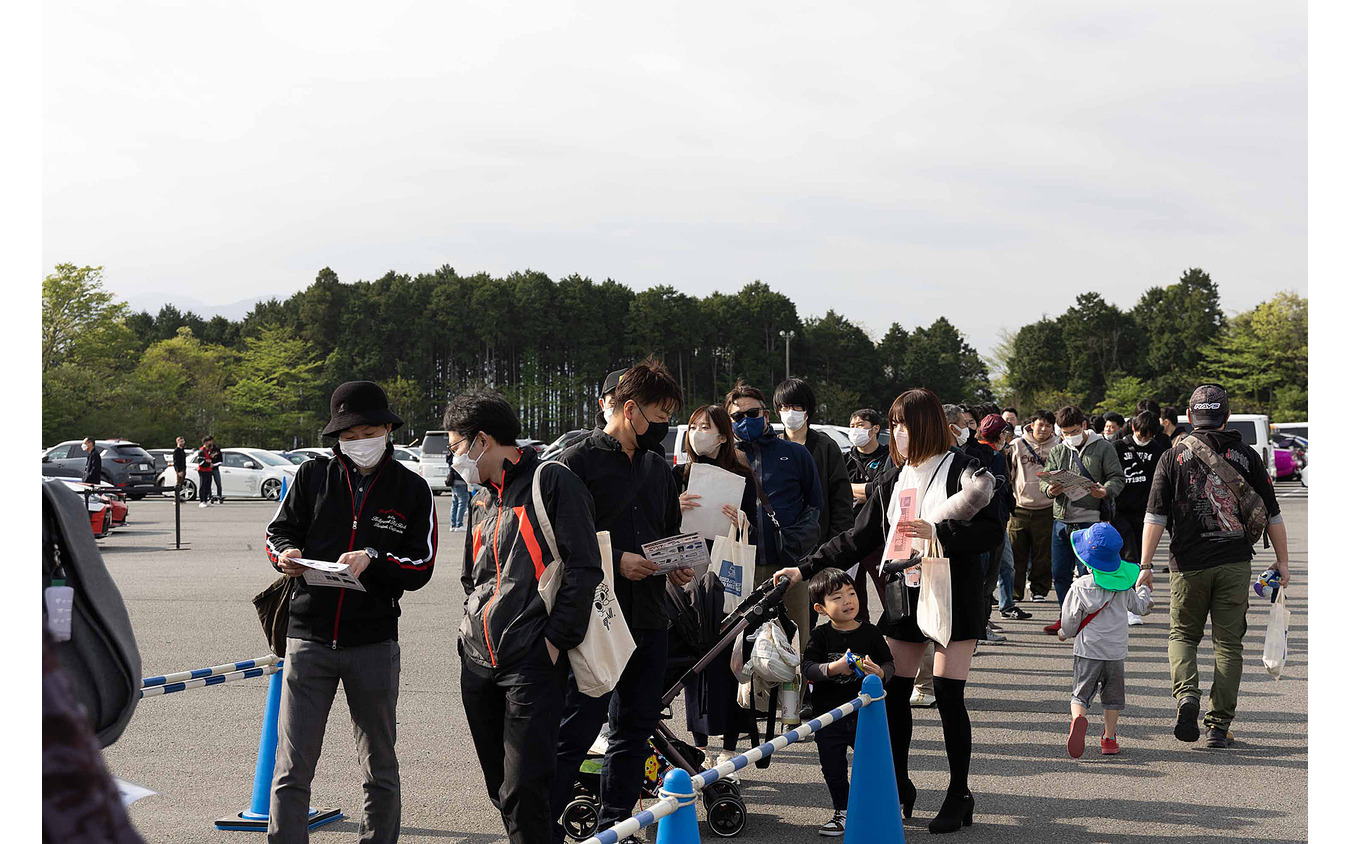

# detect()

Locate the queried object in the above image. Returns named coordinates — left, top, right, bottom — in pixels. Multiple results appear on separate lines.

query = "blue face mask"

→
left=734, top=414, right=767, bottom=441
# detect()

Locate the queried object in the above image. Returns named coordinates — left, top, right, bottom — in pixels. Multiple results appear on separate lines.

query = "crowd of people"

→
left=258, top=368, right=1291, bottom=844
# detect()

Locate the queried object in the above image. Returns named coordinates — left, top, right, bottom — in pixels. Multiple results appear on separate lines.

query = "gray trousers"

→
left=269, top=638, right=401, bottom=844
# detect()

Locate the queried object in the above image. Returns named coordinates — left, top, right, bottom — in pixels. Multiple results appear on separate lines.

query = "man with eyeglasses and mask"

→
left=450, top=390, right=603, bottom=844
left=549, top=358, right=691, bottom=844
left=265, top=381, right=438, bottom=844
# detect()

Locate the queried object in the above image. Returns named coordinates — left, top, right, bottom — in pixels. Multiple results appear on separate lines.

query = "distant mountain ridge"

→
left=122, top=292, right=272, bottom=322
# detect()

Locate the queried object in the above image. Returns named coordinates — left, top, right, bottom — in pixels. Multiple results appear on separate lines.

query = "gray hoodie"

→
left=1059, top=577, right=1152, bottom=661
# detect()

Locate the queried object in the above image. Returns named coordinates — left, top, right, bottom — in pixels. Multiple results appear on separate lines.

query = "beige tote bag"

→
left=533, top=461, right=636, bottom=697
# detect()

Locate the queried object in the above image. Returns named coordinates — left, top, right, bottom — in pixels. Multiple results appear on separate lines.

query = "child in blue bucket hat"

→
left=1057, top=522, right=1154, bottom=757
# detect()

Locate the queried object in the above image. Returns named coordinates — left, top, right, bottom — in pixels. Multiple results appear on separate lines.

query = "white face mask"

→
left=1063, top=431, right=1086, bottom=448
left=451, top=435, right=486, bottom=486
left=952, top=425, right=970, bottom=447
left=894, top=429, right=909, bottom=458
left=602, top=404, right=616, bottom=424
left=848, top=426, right=872, bottom=448
left=781, top=409, right=807, bottom=431
left=1133, top=434, right=1151, bottom=447
left=341, top=433, right=388, bottom=469
left=688, top=428, right=723, bottom=458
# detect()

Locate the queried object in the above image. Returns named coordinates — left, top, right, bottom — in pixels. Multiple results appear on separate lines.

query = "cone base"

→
left=214, top=808, right=344, bottom=831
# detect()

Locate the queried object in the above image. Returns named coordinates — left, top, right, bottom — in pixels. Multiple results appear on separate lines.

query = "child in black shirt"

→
left=802, top=568, right=895, bottom=836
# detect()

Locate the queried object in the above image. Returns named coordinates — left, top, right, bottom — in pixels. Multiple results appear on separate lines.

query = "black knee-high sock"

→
left=885, top=675, right=915, bottom=789
left=933, top=676, right=971, bottom=798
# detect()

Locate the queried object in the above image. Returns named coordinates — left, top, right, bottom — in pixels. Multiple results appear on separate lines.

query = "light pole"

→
left=779, top=329, right=796, bottom=378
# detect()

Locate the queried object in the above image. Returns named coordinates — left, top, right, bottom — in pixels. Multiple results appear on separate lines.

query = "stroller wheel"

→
left=562, top=797, right=600, bottom=840
left=703, top=779, right=740, bottom=807
left=706, top=796, right=747, bottom=838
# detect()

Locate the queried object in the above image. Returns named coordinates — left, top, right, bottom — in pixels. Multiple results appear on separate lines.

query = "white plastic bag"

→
left=1262, top=589, right=1289, bottom=680
left=916, top=534, right=953, bottom=647
left=750, top=618, right=800, bottom=684
left=710, top=512, right=754, bottom=614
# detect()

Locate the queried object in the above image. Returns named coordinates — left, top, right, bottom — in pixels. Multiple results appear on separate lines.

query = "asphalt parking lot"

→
left=100, top=486, right=1309, bottom=843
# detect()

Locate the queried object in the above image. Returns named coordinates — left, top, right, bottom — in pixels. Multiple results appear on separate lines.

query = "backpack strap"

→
left=1180, top=435, right=1252, bottom=503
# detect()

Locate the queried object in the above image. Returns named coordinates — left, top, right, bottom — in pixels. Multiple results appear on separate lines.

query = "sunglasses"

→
left=730, top=408, right=765, bottom=422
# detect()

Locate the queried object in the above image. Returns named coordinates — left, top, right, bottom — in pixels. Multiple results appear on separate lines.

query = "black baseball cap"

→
left=1187, top=384, right=1230, bottom=430
left=602, top=369, right=628, bottom=397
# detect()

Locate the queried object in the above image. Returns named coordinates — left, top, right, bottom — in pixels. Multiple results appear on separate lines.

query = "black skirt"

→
left=878, top=555, right=986, bottom=644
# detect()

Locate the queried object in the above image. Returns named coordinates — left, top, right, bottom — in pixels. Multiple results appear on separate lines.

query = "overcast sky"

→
left=42, top=1, right=1306, bottom=358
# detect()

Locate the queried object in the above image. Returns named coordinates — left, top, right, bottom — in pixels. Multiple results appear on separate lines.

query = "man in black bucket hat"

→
left=265, top=381, right=438, bottom=843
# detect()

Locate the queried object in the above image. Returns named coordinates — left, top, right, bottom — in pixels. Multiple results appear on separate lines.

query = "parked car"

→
left=418, top=431, right=452, bottom=494
left=1272, top=421, right=1308, bottom=441
left=540, top=429, right=591, bottom=462
left=53, top=478, right=129, bottom=528
left=274, top=450, right=314, bottom=465
left=1272, top=433, right=1307, bottom=482
left=156, top=447, right=298, bottom=500
left=392, top=446, right=423, bottom=475
left=42, top=440, right=158, bottom=498
left=41, top=461, right=83, bottom=480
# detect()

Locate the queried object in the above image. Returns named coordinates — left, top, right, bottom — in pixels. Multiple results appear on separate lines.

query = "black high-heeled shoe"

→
left=901, top=778, right=916, bottom=819
left=927, top=792, right=974, bottom=834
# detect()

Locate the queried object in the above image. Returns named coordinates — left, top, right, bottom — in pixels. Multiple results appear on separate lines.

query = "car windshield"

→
left=422, top=433, right=449, bottom=455
left=247, top=450, right=292, bottom=467
left=1226, top=420, right=1259, bottom=446
left=283, top=452, right=310, bottom=464
left=108, top=444, right=153, bottom=461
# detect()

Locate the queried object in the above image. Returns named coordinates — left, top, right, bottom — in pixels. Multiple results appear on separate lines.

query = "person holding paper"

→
left=448, top=390, right=603, bottom=844
left=772, top=388, right=1002, bottom=834
left=675, top=405, right=756, bottom=539
left=264, top=381, right=438, bottom=844
left=551, top=358, right=689, bottom=843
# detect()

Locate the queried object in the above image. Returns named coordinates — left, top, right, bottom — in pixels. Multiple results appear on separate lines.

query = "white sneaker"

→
left=199, top=502, right=209, bottom=508
left=714, top=750, right=740, bottom=781
left=1032, top=594, right=1047, bottom=602
left=909, top=688, right=937, bottom=708
left=818, top=810, right=846, bottom=837
left=1127, top=611, right=1143, bottom=626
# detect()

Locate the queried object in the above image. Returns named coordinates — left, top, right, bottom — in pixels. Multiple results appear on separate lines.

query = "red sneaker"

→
left=1043, top=619, right=1062, bottom=635
left=1067, top=715, right=1088, bottom=758
left=1101, top=735, right=1120, bottom=755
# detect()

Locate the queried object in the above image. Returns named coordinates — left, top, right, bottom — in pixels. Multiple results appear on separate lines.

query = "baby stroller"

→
left=559, top=574, right=794, bottom=840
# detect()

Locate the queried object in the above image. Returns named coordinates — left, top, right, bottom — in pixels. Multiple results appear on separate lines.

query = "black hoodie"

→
left=1144, top=428, right=1282, bottom=571
left=1113, top=433, right=1168, bottom=514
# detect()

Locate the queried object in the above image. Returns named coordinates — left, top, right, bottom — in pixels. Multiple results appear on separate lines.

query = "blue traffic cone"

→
left=279, top=475, right=289, bottom=501
left=843, top=673, right=904, bottom=843
left=654, top=768, right=700, bottom=844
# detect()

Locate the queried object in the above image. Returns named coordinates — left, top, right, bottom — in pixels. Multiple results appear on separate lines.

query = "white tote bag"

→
left=710, top=512, right=754, bottom=614
left=1262, top=589, right=1290, bottom=680
left=532, top=462, right=636, bottom=697
left=916, top=533, right=954, bottom=647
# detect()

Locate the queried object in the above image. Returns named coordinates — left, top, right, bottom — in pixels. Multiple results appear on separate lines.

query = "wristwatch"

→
left=364, top=547, right=378, bottom=562
left=1139, top=564, right=1153, bottom=571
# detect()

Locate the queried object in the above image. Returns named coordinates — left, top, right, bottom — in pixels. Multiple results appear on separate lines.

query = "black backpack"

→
left=41, top=480, right=141, bottom=747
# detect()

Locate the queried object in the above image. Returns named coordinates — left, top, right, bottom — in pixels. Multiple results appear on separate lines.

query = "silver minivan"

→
left=419, top=430, right=452, bottom=494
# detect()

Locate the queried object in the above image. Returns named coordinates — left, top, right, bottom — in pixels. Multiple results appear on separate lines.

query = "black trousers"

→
left=460, top=639, right=569, bottom=844
left=815, top=711, right=858, bottom=810
left=1112, top=509, right=1145, bottom=564
left=550, top=628, right=668, bottom=843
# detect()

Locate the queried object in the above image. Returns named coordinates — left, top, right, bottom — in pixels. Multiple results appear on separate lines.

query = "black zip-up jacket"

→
left=460, top=448, right=603, bottom=670
left=1113, top=434, right=1167, bottom=514
left=264, top=446, right=437, bottom=647
left=798, top=450, right=1004, bottom=584
left=962, top=439, right=1012, bottom=524
left=804, top=427, right=855, bottom=545
left=845, top=444, right=891, bottom=513
left=559, top=429, right=680, bottom=631
left=83, top=449, right=102, bottom=484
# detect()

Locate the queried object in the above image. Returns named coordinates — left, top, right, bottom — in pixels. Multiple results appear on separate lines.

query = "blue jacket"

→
left=737, top=429, right=825, bottom=567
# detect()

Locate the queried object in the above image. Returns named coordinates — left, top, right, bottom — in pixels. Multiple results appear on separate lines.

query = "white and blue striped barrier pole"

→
left=583, top=679, right=887, bottom=844
left=141, top=654, right=281, bottom=689
left=139, top=663, right=281, bottom=699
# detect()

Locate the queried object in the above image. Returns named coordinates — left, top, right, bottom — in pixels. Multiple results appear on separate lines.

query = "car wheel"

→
left=261, top=478, right=282, bottom=500
left=179, top=479, right=197, bottom=501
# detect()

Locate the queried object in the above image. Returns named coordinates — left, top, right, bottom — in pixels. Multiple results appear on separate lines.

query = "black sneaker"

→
left=818, top=810, right=846, bottom=837
left=1174, top=698, right=1201, bottom=743
left=1204, top=727, right=1235, bottom=748
left=1001, top=607, right=1033, bottom=620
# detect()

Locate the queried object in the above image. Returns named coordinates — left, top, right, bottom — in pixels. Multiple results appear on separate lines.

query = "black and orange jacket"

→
left=265, top=446, right=437, bottom=647
left=459, top=448, right=603, bottom=671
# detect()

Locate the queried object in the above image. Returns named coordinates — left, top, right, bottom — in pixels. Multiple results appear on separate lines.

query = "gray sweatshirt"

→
left=1059, top=577, right=1152, bottom=661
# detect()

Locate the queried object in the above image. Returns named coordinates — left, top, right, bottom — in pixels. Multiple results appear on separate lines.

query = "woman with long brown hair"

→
left=774, top=388, right=1001, bottom=834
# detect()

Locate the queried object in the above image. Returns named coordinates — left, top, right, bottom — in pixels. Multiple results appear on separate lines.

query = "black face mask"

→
left=630, top=404, right=669, bottom=452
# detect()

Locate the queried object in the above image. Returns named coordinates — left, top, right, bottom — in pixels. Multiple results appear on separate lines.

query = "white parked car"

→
left=157, top=447, right=298, bottom=500
left=418, top=431, right=453, bottom=494
left=1179, top=413, right=1275, bottom=478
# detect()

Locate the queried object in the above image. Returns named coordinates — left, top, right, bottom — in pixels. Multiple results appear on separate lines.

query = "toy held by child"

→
left=1057, top=523, right=1152, bottom=758
left=801, top=568, right=895, bottom=837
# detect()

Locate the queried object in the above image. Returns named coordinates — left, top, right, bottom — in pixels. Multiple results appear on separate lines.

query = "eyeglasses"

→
left=446, top=433, right=478, bottom=456
left=730, top=408, right=765, bottom=422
